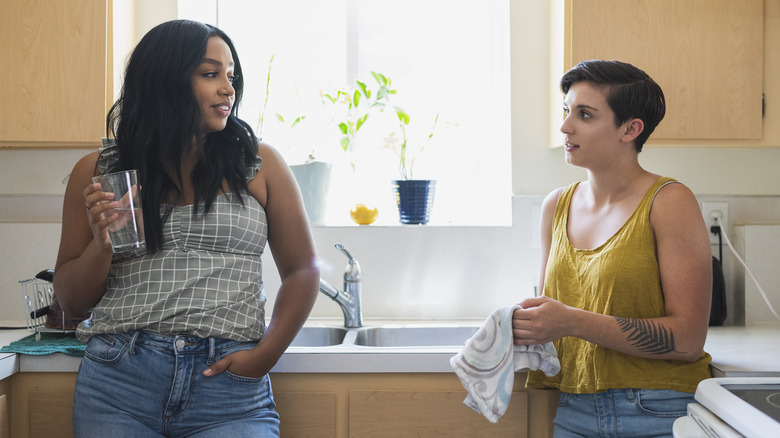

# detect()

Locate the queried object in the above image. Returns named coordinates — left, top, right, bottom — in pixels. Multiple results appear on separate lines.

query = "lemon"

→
left=350, top=203, right=378, bottom=225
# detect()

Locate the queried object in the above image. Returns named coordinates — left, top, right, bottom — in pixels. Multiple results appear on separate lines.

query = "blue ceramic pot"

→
left=392, top=179, right=436, bottom=224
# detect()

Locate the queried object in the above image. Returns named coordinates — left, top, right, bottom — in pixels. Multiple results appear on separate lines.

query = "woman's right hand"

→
left=512, top=296, right=575, bottom=345
left=83, top=182, right=119, bottom=251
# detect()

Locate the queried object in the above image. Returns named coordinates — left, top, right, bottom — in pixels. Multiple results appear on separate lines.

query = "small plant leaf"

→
left=376, top=87, right=388, bottom=101
left=291, top=116, right=306, bottom=128
left=371, top=71, right=387, bottom=86
left=356, top=80, right=368, bottom=97
left=355, top=114, right=369, bottom=132
left=395, top=107, right=410, bottom=125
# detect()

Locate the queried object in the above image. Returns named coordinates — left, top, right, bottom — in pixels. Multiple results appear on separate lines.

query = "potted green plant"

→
left=393, top=109, right=438, bottom=181
left=257, top=55, right=332, bottom=225
left=391, top=113, right=439, bottom=225
left=376, top=73, right=440, bottom=224
left=322, top=72, right=396, bottom=224
left=278, top=114, right=334, bottom=227
left=322, top=72, right=395, bottom=171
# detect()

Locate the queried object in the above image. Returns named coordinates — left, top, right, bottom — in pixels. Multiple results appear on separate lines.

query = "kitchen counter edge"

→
left=2, top=323, right=780, bottom=379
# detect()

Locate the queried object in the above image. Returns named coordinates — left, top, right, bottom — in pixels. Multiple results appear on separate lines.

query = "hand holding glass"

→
left=92, top=170, right=145, bottom=252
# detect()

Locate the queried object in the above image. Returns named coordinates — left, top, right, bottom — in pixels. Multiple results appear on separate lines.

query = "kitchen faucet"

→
left=319, top=243, right=363, bottom=328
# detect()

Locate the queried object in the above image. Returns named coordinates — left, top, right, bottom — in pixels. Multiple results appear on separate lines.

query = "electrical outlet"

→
left=702, top=202, right=729, bottom=245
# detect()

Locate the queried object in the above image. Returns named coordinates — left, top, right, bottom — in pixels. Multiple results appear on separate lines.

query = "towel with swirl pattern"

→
left=450, top=304, right=560, bottom=423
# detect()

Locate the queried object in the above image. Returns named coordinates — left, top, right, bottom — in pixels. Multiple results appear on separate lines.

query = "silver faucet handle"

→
left=334, top=243, right=361, bottom=282
left=335, top=243, right=355, bottom=262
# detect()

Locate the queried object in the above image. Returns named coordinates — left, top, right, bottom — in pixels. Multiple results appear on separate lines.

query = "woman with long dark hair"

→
left=54, top=20, right=318, bottom=437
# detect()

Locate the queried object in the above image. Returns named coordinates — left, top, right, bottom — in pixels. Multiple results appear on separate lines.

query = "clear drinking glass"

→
left=92, top=170, right=145, bottom=252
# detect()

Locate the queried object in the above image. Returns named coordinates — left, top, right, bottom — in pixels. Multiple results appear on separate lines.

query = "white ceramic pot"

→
left=289, top=161, right=333, bottom=226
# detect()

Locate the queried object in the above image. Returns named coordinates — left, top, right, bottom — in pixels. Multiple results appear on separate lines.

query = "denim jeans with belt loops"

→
left=552, top=388, right=694, bottom=438
left=73, top=330, right=280, bottom=438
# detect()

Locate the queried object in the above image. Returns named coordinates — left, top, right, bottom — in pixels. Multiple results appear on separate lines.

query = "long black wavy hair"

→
left=106, top=20, right=258, bottom=251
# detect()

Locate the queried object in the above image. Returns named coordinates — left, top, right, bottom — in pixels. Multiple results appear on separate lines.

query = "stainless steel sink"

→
left=289, top=326, right=349, bottom=347
left=353, top=325, right=479, bottom=347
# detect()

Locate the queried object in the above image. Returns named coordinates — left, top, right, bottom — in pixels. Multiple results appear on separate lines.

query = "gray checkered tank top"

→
left=76, top=139, right=268, bottom=342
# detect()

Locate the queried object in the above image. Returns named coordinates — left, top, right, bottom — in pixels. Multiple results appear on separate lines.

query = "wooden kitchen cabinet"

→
left=9, top=373, right=76, bottom=438
left=564, top=0, right=766, bottom=143
left=0, top=0, right=108, bottom=148
left=6, top=372, right=557, bottom=437
left=275, top=391, right=338, bottom=437
left=349, top=389, right=527, bottom=437
left=1, top=379, right=10, bottom=438
left=271, top=372, right=558, bottom=438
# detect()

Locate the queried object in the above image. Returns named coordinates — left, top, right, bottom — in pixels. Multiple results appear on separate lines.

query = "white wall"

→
left=0, top=150, right=86, bottom=327
left=1, top=1, right=779, bottom=326
left=262, top=196, right=543, bottom=322
left=737, top=225, right=780, bottom=324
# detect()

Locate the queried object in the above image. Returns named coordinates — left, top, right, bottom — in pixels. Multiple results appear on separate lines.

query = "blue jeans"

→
left=553, top=388, right=693, bottom=438
left=73, top=331, right=280, bottom=437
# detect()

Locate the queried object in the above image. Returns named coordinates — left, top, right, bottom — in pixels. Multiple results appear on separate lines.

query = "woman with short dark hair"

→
left=513, top=60, right=712, bottom=437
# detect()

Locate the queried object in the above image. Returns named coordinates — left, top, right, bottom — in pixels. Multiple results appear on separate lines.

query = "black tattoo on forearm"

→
left=614, top=317, right=683, bottom=355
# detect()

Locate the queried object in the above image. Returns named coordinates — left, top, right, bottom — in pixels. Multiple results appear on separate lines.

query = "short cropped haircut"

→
left=561, top=60, right=665, bottom=152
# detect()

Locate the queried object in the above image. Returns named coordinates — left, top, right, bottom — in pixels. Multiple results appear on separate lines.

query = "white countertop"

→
left=704, top=323, right=780, bottom=377
left=2, top=323, right=779, bottom=380
left=0, top=329, right=25, bottom=380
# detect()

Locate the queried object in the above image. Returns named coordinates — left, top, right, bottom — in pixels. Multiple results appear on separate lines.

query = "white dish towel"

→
left=450, top=304, right=561, bottom=423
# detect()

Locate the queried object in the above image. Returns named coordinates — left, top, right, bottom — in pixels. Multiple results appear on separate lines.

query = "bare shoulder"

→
left=650, top=180, right=704, bottom=231
left=256, top=141, right=286, bottom=166
left=541, top=186, right=565, bottom=218
left=66, top=150, right=101, bottom=189
left=249, top=141, right=286, bottom=182
left=543, top=187, right=565, bottom=208
left=73, top=150, right=101, bottom=176
left=248, top=141, right=296, bottom=208
left=652, top=180, right=699, bottom=212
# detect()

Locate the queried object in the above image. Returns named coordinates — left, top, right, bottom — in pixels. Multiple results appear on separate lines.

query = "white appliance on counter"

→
left=675, top=377, right=780, bottom=437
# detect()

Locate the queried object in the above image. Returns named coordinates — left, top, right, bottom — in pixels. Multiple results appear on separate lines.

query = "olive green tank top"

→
left=526, top=177, right=712, bottom=394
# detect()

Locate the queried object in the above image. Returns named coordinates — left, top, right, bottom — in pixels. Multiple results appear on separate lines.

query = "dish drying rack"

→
left=20, top=277, right=73, bottom=334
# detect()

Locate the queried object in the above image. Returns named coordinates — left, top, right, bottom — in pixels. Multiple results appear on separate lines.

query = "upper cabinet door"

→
left=567, top=0, right=763, bottom=140
left=0, top=0, right=107, bottom=147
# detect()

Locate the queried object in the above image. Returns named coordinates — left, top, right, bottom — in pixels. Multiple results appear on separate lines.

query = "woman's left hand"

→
left=202, top=347, right=273, bottom=378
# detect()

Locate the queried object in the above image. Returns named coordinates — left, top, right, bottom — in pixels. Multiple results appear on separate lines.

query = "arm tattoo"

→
left=613, top=317, right=683, bottom=355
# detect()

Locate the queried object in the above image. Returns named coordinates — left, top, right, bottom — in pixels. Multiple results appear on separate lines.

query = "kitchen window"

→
left=178, top=0, right=511, bottom=225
